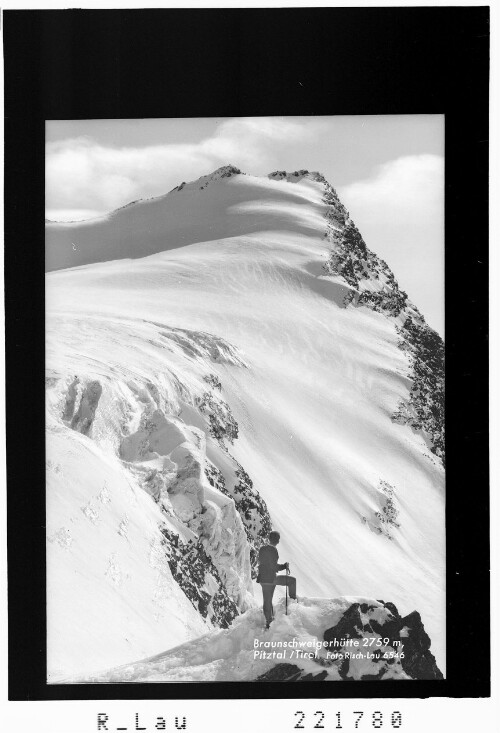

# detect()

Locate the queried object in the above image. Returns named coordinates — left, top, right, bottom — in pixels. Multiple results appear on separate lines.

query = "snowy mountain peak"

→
left=45, top=162, right=445, bottom=681
left=207, top=164, right=243, bottom=179
left=173, top=164, right=243, bottom=193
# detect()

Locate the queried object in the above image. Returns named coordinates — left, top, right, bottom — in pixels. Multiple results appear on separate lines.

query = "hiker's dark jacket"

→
left=257, top=544, right=287, bottom=583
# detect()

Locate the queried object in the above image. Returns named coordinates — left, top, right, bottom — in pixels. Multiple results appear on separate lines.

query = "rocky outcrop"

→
left=392, top=317, right=445, bottom=463
left=256, top=599, right=442, bottom=682
left=205, top=458, right=272, bottom=580
left=174, top=165, right=243, bottom=193
left=322, top=601, right=443, bottom=680
left=361, top=480, right=401, bottom=540
left=48, top=167, right=445, bottom=653
left=197, top=165, right=243, bottom=190
left=314, top=171, right=445, bottom=464
left=159, top=526, right=238, bottom=628
left=228, top=463, right=273, bottom=578
left=210, top=164, right=242, bottom=179
left=255, top=663, right=328, bottom=682
left=268, top=169, right=316, bottom=183
left=196, top=391, right=239, bottom=444
left=396, top=611, right=443, bottom=680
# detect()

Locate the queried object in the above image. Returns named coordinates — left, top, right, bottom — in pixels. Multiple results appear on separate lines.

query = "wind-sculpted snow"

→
left=46, top=165, right=445, bottom=680
left=320, top=176, right=445, bottom=462
left=46, top=425, right=210, bottom=681
left=46, top=320, right=269, bottom=678
left=45, top=165, right=325, bottom=271
left=156, top=326, right=248, bottom=368
left=72, top=596, right=440, bottom=683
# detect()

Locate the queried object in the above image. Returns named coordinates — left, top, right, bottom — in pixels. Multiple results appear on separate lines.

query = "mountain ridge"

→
left=45, top=164, right=445, bottom=680
left=46, top=164, right=332, bottom=225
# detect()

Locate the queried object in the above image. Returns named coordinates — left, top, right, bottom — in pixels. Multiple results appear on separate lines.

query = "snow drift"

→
left=66, top=596, right=443, bottom=683
left=45, top=165, right=445, bottom=682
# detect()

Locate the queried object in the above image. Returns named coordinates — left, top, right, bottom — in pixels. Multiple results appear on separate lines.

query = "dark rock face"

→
left=357, top=288, right=409, bottom=318
left=323, top=603, right=365, bottom=647
left=256, top=663, right=302, bottom=681
left=252, top=600, right=442, bottom=682
left=235, top=168, right=445, bottom=463
left=196, top=165, right=243, bottom=190
left=214, top=164, right=242, bottom=178
left=201, top=365, right=273, bottom=578
left=392, top=318, right=445, bottom=464
left=198, top=368, right=272, bottom=580
left=197, top=390, right=239, bottom=444
left=300, top=670, right=329, bottom=681
left=398, top=611, right=444, bottom=680
left=232, top=464, right=273, bottom=577
left=323, top=602, right=443, bottom=681
left=205, top=459, right=272, bottom=579
left=203, top=373, right=222, bottom=392
left=268, top=169, right=313, bottom=182
left=255, top=663, right=328, bottom=682
left=320, top=176, right=445, bottom=464
left=159, top=526, right=238, bottom=628
left=147, top=357, right=272, bottom=627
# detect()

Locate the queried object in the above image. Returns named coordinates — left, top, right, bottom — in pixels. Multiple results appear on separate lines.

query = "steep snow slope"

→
left=46, top=425, right=210, bottom=680
left=46, top=166, right=445, bottom=680
left=46, top=166, right=325, bottom=271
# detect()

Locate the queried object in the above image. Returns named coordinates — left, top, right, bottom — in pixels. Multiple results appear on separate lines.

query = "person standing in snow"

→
left=257, top=530, right=297, bottom=628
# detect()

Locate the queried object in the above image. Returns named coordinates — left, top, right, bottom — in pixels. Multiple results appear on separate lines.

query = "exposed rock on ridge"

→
left=320, top=176, right=444, bottom=462
left=265, top=168, right=444, bottom=462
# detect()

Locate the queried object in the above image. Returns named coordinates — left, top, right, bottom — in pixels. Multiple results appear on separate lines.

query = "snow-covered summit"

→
left=169, top=164, right=243, bottom=194
left=196, top=163, right=243, bottom=181
left=45, top=164, right=329, bottom=270
left=46, top=164, right=445, bottom=681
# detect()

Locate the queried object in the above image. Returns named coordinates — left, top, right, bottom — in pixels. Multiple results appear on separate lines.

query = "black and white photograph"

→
left=3, top=5, right=491, bottom=727
left=44, top=115, right=445, bottom=684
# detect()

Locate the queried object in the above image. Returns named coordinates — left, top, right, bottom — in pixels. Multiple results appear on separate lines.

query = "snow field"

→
left=46, top=169, right=445, bottom=680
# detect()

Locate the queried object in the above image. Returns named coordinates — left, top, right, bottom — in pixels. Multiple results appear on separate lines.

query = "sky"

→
left=46, top=115, right=444, bottom=335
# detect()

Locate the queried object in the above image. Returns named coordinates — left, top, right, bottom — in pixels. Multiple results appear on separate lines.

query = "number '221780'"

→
left=294, top=710, right=403, bottom=729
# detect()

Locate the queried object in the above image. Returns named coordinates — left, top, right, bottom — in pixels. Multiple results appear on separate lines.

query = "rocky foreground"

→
left=256, top=600, right=443, bottom=681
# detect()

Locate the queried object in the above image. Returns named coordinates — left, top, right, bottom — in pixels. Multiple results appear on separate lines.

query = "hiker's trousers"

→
left=260, top=575, right=297, bottom=625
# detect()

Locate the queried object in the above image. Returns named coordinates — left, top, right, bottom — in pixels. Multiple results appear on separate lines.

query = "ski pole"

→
left=285, top=565, right=289, bottom=615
